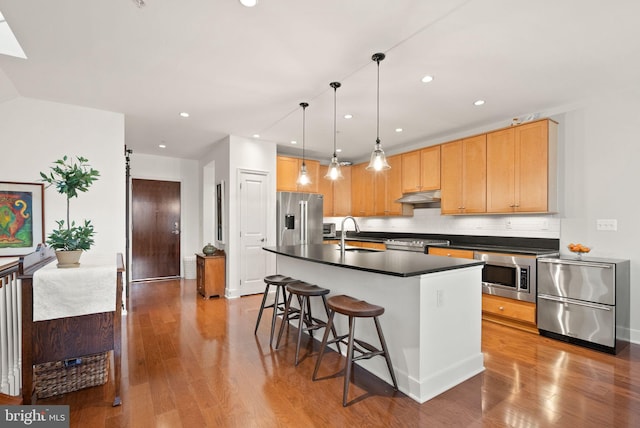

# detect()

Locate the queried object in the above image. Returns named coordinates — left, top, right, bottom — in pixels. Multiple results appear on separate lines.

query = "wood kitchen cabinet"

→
left=481, top=294, right=537, bottom=334
left=428, top=247, right=475, bottom=259
left=374, top=154, right=404, bottom=216
left=401, top=145, right=441, bottom=193
left=351, top=162, right=375, bottom=216
left=196, top=253, right=225, bottom=298
left=486, top=119, right=558, bottom=213
left=318, top=164, right=351, bottom=217
left=276, top=155, right=320, bottom=193
left=440, top=135, right=487, bottom=215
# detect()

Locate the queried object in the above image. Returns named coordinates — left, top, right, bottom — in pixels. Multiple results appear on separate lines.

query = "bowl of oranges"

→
left=568, top=243, right=591, bottom=259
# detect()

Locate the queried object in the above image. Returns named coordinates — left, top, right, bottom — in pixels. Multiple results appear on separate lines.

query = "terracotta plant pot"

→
left=55, top=250, right=83, bottom=268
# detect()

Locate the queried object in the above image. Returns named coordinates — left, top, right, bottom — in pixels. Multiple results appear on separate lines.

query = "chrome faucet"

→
left=340, top=216, right=360, bottom=258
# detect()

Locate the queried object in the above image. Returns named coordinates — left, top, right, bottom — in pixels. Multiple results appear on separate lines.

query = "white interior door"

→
left=239, top=170, right=269, bottom=295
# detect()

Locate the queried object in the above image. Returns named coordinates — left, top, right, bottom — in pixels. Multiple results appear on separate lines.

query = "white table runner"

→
left=33, top=253, right=117, bottom=321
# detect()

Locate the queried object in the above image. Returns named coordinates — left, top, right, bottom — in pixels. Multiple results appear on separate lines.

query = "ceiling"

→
left=1, top=0, right=639, bottom=163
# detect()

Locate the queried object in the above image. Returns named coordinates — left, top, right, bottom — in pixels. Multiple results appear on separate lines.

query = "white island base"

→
left=276, top=254, right=485, bottom=404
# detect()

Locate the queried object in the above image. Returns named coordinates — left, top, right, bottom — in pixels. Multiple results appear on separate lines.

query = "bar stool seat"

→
left=313, top=294, right=398, bottom=406
left=254, top=274, right=299, bottom=347
left=276, top=281, right=340, bottom=365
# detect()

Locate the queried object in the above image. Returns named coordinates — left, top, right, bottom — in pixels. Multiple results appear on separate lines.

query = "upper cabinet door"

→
left=515, top=121, right=548, bottom=212
left=276, top=156, right=299, bottom=192
left=401, top=150, right=421, bottom=193
left=486, top=128, right=516, bottom=213
left=420, top=145, right=441, bottom=191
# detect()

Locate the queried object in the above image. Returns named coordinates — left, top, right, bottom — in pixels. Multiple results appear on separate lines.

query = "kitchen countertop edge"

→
left=264, top=244, right=484, bottom=278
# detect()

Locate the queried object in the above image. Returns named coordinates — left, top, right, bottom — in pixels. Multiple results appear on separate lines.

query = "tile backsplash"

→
left=326, top=208, right=560, bottom=239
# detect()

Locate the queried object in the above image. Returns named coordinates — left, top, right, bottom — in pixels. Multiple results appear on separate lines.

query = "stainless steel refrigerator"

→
left=276, top=192, right=323, bottom=246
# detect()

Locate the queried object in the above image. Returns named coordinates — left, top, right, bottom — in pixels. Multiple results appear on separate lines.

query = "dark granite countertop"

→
left=324, top=232, right=559, bottom=256
left=264, top=244, right=484, bottom=277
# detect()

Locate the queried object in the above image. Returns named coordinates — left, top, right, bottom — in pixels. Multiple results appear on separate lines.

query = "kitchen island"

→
left=263, top=244, right=485, bottom=403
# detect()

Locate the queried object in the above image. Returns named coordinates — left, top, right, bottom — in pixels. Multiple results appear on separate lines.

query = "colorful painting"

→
left=0, top=182, right=44, bottom=257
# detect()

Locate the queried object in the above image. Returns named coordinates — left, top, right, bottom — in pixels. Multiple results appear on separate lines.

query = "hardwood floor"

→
left=38, top=279, right=640, bottom=427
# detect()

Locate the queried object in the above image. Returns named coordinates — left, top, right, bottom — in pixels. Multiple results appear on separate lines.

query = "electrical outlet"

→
left=436, top=290, right=444, bottom=307
left=506, top=219, right=512, bottom=229
left=541, top=219, right=549, bottom=230
left=596, top=219, right=618, bottom=231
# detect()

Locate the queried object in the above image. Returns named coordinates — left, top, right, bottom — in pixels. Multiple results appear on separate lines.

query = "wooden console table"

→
left=19, top=249, right=123, bottom=406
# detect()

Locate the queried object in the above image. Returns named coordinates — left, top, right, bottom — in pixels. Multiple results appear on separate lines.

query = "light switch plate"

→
left=596, top=219, right=618, bottom=231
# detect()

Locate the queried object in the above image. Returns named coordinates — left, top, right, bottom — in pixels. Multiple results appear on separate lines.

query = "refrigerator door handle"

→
left=538, top=259, right=611, bottom=269
left=538, top=294, right=612, bottom=311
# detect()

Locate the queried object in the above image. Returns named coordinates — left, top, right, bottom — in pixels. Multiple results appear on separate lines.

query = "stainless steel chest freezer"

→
left=537, top=256, right=630, bottom=354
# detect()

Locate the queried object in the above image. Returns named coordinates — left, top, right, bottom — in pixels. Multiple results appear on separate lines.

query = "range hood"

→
left=395, top=190, right=441, bottom=204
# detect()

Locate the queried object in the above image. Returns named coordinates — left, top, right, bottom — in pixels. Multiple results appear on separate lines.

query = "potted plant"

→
left=40, top=155, right=100, bottom=267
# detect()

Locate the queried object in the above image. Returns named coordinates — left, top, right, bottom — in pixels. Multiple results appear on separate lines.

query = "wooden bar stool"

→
left=254, top=274, right=298, bottom=347
left=275, top=281, right=340, bottom=366
left=312, top=294, right=398, bottom=407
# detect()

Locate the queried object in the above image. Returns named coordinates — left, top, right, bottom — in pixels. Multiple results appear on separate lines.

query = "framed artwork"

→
left=0, top=181, right=45, bottom=257
left=216, top=181, right=225, bottom=244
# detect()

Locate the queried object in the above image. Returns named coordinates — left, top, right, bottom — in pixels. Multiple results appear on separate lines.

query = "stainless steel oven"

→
left=473, top=252, right=537, bottom=303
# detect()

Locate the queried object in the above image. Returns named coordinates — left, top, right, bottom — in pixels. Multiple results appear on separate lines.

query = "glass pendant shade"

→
left=297, top=162, right=311, bottom=185
left=324, top=155, right=343, bottom=180
left=366, top=52, right=391, bottom=172
left=325, top=81, right=344, bottom=180
left=367, top=140, right=391, bottom=171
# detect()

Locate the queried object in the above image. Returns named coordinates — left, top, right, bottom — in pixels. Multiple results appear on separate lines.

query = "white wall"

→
left=130, top=153, right=200, bottom=276
left=0, top=97, right=125, bottom=257
left=201, top=135, right=277, bottom=298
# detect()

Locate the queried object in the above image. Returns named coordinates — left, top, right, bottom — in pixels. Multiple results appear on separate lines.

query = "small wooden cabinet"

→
left=276, top=155, right=320, bottom=193
left=374, top=154, right=404, bottom=216
left=350, top=162, right=375, bottom=216
left=481, top=294, right=537, bottom=333
left=196, top=253, right=225, bottom=298
left=401, top=145, right=441, bottom=193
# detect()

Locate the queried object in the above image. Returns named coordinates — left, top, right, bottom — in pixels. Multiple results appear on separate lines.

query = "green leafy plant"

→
left=40, top=156, right=100, bottom=251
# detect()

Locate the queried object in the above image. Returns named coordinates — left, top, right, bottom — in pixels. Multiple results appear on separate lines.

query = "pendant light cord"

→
left=330, top=82, right=341, bottom=157
left=300, top=102, right=308, bottom=165
left=376, top=56, right=380, bottom=144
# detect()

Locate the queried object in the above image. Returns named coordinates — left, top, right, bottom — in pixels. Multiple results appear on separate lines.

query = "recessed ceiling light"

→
left=395, top=128, right=403, bottom=133
left=291, top=140, right=297, bottom=145
left=179, top=112, right=190, bottom=118
left=239, top=0, right=257, bottom=7
left=253, top=134, right=260, bottom=138
left=473, top=100, right=485, bottom=106
left=159, top=144, right=166, bottom=149
left=421, top=75, right=434, bottom=83
left=344, top=114, right=353, bottom=119
left=336, top=149, right=342, bottom=153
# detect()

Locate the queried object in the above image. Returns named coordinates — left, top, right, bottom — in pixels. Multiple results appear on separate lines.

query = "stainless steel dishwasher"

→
left=537, top=256, right=630, bottom=354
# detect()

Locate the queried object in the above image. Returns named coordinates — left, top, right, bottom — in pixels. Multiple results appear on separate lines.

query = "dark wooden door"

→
left=132, top=179, right=181, bottom=280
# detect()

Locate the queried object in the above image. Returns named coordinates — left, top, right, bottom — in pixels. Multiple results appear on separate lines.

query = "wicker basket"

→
left=33, top=352, right=109, bottom=398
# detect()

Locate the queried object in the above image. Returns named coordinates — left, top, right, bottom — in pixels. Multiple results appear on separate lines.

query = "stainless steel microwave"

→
left=473, top=252, right=537, bottom=303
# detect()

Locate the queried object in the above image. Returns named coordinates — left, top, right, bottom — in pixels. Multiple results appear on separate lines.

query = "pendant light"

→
left=297, top=102, right=311, bottom=186
left=366, top=52, right=391, bottom=171
left=324, top=81, right=344, bottom=180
